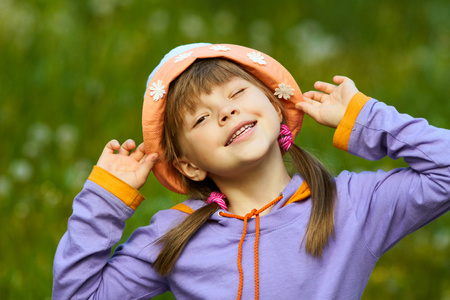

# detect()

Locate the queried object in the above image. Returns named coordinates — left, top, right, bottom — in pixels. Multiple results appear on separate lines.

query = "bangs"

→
left=170, top=59, right=257, bottom=115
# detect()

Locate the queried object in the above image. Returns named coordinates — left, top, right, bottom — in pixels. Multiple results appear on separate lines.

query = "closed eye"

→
left=193, top=115, right=207, bottom=127
left=231, top=88, right=246, bottom=99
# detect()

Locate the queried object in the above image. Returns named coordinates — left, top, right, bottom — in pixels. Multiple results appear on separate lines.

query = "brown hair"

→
left=153, top=58, right=336, bottom=275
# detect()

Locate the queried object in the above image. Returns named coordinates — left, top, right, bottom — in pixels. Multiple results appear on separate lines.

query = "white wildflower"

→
left=28, top=122, right=52, bottom=145
left=148, top=9, right=170, bottom=34
left=213, top=11, right=235, bottom=36
left=9, top=159, right=33, bottom=182
left=149, top=80, right=166, bottom=101
left=174, top=51, right=193, bottom=63
left=274, top=83, right=295, bottom=100
left=179, top=14, right=205, bottom=39
left=247, top=51, right=267, bottom=65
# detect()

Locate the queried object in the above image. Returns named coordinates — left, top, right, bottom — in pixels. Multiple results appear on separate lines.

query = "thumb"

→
left=135, top=154, right=159, bottom=188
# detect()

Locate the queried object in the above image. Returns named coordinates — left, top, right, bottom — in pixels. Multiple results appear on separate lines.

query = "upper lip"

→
left=224, top=120, right=257, bottom=146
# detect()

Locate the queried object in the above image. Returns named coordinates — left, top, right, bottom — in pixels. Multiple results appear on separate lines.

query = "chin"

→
left=238, top=141, right=276, bottom=161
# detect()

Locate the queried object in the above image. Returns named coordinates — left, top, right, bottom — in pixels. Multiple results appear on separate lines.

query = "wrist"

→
left=88, top=166, right=145, bottom=210
left=333, top=92, right=371, bottom=151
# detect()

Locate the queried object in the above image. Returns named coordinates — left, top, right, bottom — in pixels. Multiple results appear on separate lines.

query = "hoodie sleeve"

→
left=52, top=166, right=169, bottom=299
left=335, top=93, right=450, bottom=257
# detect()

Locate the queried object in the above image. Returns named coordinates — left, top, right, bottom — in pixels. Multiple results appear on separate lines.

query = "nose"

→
left=219, top=104, right=239, bottom=125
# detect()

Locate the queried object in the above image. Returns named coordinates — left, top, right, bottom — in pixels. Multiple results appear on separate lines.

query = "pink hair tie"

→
left=278, top=124, right=293, bottom=152
left=207, top=192, right=228, bottom=211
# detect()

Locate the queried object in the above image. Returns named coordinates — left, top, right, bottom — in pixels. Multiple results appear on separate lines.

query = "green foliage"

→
left=1, top=0, right=449, bottom=299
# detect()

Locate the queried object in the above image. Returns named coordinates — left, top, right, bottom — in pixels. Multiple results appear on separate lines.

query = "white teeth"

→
left=226, top=123, right=255, bottom=146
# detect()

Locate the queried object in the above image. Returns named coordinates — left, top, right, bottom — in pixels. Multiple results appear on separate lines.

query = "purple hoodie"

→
left=53, top=94, right=450, bottom=299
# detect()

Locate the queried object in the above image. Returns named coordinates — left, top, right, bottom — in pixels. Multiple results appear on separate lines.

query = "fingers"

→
left=117, top=139, right=136, bottom=155
left=302, top=95, right=322, bottom=107
left=314, top=81, right=337, bottom=95
left=102, top=139, right=139, bottom=156
left=130, top=142, right=146, bottom=161
left=308, top=76, right=354, bottom=96
left=102, top=139, right=121, bottom=155
left=333, top=75, right=351, bottom=85
left=136, top=154, right=159, bottom=184
left=302, top=91, right=328, bottom=103
left=303, top=80, right=338, bottom=101
left=295, top=99, right=320, bottom=121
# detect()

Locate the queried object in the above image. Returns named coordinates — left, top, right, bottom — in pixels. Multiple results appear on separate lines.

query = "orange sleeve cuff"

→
left=333, top=92, right=371, bottom=152
left=88, top=166, right=145, bottom=210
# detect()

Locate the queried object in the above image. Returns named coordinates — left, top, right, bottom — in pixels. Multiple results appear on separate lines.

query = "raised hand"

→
left=96, top=139, right=158, bottom=190
left=296, top=76, right=359, bottom=128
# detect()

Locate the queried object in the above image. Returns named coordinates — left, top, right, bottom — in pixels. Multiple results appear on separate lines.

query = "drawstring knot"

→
left=245, top=209, right=258, bottom=219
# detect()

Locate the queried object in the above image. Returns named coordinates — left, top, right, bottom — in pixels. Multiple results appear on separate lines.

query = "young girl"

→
left=53, top=43, right=450, bottom=299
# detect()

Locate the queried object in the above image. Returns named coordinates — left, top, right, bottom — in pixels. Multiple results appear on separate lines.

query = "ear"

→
left=173, top=157, right=207, bottom=182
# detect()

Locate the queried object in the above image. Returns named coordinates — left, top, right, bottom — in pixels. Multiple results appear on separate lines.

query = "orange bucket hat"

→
left=142, top=43, right=304, bottom=194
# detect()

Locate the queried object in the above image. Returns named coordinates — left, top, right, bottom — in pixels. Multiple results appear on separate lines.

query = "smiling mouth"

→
left=225, top=122, right=257, bottom=146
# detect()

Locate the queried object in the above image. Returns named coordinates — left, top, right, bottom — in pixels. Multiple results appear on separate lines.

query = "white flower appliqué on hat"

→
left=174, top=51, right=193, bottom=63
left=274, top=83, right=294, bottom=100
left=149, top=80, right=166, bottom=101
left=247, top=51, right=267, bottom=65
left=210, top=45, right=230, bottom=51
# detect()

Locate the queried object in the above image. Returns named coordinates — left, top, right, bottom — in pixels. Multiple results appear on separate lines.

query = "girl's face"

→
left=175, top=77, right=283, bottom=182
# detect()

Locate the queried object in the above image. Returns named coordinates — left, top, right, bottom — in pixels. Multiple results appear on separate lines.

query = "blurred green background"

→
left=1, top=0, right=449, bottom=299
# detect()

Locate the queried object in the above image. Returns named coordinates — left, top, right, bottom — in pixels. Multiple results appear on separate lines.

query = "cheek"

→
left=269, top=102, right=284, bottom=123
left=265, top=102, right=283, bottom=124
left=177, top=131, right=193, bottom=157
left=178, top=130, right=208, bottom=161
left=267, top=106, right=284, bottom=137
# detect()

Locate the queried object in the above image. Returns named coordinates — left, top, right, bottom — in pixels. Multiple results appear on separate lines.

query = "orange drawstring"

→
left=219, top=195, right=283, bottom=300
